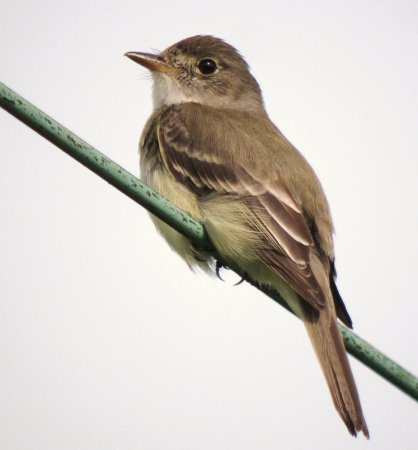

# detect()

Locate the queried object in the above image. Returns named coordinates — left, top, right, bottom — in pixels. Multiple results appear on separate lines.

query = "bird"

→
left=125, top=35, right=369, bottom=437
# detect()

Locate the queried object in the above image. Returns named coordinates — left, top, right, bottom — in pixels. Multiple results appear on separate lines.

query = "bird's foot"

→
left=215, top=259, right=245, bottom=285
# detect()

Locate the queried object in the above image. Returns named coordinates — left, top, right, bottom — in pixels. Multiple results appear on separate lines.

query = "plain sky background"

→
left=1, top=1, right=417, bottom=449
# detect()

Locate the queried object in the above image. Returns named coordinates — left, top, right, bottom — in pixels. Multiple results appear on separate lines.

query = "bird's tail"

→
left=303, top=305, right=369, bottom=437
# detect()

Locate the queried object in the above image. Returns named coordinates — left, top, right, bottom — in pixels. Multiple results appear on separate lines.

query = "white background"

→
left=1, top=1, right=417, bottom=449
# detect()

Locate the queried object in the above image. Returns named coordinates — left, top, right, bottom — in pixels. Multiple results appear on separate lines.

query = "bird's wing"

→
left=156, top=103, right=326, bottom=309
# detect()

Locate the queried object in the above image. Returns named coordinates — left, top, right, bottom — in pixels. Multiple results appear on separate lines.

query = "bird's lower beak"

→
left=125, top=52, right=178, bottom=74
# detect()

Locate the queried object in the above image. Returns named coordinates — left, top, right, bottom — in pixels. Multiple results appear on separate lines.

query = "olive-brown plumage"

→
left=126, top=35, right=369, bottom=437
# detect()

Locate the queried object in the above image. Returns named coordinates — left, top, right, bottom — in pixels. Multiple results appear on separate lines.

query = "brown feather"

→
left=304, top=254, right=369, bottom=436
left=330, top=260, right=353, bottom=328
left=303, top=305, right=368, bottom=436
left=157, top=104, right=329, bottom=309
left=139, top=79, right=367, bottom=435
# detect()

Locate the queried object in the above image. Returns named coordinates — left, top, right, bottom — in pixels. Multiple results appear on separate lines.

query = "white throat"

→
left=151, top=72, right=264, bottom=112
left=152, top=73, right=194, bottom=108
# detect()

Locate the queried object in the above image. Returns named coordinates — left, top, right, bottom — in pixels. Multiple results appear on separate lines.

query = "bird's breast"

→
left=140, top=151, right=209, bottom=269
left=145, top=166, right=203, bottom=221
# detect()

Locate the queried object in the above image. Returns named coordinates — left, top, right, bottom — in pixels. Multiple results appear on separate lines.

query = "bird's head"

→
left=126, top=35, right=264, bottom=112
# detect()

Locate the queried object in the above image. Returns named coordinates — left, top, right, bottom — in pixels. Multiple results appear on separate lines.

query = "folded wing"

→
left=157, top=103, right=327, bottom=309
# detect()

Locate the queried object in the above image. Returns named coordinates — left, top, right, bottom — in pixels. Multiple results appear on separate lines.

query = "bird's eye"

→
left=197, top=58, right=218, bottom=75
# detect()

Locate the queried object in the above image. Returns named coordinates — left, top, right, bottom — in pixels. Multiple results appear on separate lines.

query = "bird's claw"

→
left=216, top=259, right=245, bottom=285
left=215, top=259, right=225, bottom=281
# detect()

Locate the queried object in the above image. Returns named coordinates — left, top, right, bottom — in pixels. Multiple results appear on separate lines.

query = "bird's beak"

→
left=125, top=52, right=178, bottom=74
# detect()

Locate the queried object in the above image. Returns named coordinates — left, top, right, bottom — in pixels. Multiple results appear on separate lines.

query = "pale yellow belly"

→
left=144, top=167, right=213, bottom=271
left=142, top=165, right=303, bottom=316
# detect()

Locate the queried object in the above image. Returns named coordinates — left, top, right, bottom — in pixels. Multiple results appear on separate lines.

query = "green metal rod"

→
left=0, top=83, right=208, bottom=250
left=1, top=81, right=417, bottom=402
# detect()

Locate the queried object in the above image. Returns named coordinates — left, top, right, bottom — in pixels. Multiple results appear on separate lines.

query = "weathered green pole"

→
left=1, top=81, right=417, bottom=402
left=0, top=83, right=208, bottom=249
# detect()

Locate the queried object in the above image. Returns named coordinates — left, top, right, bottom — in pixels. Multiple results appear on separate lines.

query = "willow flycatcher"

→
left=126, top=35, right=369, bottom=437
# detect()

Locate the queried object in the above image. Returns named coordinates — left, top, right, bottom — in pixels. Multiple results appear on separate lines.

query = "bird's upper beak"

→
left=125, top=52, right=178, bottom=74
